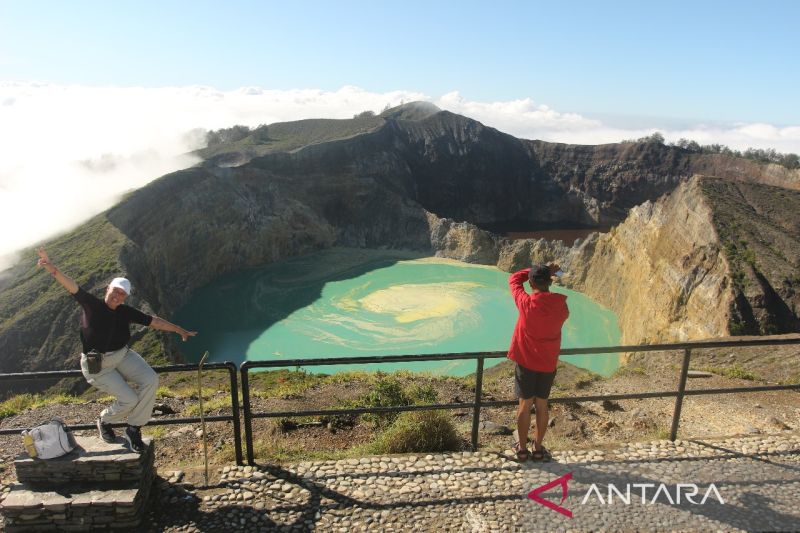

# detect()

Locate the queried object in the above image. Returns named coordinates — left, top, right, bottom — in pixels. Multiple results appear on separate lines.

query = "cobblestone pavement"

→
left=3, top=432, right=799, bottom=531
left=138, top=431, right=800, bottom=532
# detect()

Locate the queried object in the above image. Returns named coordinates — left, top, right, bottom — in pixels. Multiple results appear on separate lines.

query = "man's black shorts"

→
left=515, top=364, right=557, bottom=400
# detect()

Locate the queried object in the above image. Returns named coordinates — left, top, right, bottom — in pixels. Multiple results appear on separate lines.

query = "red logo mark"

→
left=528, top=472, right=573, bottom=518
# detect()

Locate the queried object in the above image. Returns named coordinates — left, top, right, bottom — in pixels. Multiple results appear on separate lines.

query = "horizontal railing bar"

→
left=240, top=337, right=800, bottom=369
left=0, top=362, right=233, bottom=381
left=683, top=384, right=800, bottom=395
left=0, top=415, right=235, bottom=435
left=2, top=338, right=797, bottom=380
left=560, top=337, right=800, bottom=355
left=244, top=383, right=800, bottom=422
left=247, top=391, right=683, bottom=420
left=550, top=391, right=678, bottom=402
left=243, top=352, right=506, bottom=369
left=153, top=363, right=233, bottom=372
left=250, top=402, right=474, bottom=419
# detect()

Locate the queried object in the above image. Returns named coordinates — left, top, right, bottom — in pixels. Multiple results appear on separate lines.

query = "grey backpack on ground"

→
left=21, top=416, right=77, bottom=459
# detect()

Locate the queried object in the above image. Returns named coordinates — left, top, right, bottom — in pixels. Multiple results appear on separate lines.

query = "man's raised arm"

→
left=37, top=247, right=79, bottom=294
left=509, top=268, right=531, bottom=310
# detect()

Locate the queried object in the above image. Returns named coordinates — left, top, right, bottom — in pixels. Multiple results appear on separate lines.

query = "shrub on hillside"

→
left=407, top=383, right=439, bottom=404
left=370, top=410, right=460, bottom=454
left=360, top=375, right=410, bottom=427
left=324, top=375, right=441, bottom=429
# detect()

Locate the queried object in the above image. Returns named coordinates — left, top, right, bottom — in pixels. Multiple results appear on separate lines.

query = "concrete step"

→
left=14, top=436, right=153, bottom=486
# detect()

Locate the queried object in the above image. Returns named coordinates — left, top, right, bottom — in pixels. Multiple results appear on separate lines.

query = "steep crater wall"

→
left=430, top=176, right=799, bottom=345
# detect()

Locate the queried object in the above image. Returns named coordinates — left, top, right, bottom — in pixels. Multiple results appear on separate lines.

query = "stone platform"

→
left=15, top=435, right=153, bottom=485
left=0, top=436, right=155, bottom=532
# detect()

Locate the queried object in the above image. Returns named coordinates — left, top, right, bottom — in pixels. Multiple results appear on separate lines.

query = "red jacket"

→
left=507, top=268, right=569, bottom=372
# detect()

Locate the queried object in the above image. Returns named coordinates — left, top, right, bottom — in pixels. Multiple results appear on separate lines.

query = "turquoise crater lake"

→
left=175, top=248, right=621, bottom=376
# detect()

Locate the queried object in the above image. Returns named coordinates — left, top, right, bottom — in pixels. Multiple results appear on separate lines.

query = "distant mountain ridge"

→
left=1, top=102, right=798, bottom=379
left=199, top=102, right=800, bottom=226
left=196, top=101, right=443, bottom=168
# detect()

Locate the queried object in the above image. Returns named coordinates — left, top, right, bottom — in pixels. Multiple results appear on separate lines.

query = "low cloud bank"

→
left=437, top=91, right=800, bottom=153
left=2, top=83, right=799, bottom=269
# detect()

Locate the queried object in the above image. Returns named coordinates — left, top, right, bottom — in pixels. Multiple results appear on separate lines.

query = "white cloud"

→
left=437, top=91, right=601, bottom=133
left=1, top=82, right=799, bottom=269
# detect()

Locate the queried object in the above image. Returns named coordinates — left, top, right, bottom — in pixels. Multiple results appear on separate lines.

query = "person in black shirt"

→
left=37, top=247, right=197, bottom=453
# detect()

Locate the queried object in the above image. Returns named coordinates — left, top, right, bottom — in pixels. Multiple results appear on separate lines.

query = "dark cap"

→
left=529, top=264, right=552, bottom=283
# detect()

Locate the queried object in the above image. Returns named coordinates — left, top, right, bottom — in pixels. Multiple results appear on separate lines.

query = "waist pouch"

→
left=86, top=350, right=103, bottom=374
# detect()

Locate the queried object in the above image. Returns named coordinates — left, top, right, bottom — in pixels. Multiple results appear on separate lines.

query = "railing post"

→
left=226, top=362, right=244, bottom=466
left=471, top=356, right=485, bottom=451
left=240, top=363, right=255, bottom=465
left=670, top=348, right=692, bottom=441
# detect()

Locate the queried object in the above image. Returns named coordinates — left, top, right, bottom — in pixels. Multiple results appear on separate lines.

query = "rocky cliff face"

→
left=107, top=165, right=434, bottom=314
left=427, top=175, right=799, bottom=345
left=425, top=178, right=733, bottom=344
left=565, top=178, right=733, bottom=344
left=2, top=105, right=798, bottom=377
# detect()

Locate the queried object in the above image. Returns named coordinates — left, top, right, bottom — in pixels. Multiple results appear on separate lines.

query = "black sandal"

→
left=513, top=441, right=531, bottom=462
left=531, top=445, right=550, bottom=461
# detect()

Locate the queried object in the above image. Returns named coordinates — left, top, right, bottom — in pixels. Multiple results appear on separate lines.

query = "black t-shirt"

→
left=73, top=287, right=153, bottom=353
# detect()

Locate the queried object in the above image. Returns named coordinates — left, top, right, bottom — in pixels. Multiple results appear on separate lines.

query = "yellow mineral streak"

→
left=359, top=282, right=482, bottom=323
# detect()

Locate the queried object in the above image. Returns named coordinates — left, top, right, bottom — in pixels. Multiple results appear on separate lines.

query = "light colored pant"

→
left=80, top=347, right=158, bottom=427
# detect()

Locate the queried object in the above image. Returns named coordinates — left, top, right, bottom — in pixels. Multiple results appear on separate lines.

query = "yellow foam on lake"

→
left=358, top=282, right=482, bottom=323
left=400, top=257, right=499, bottom=270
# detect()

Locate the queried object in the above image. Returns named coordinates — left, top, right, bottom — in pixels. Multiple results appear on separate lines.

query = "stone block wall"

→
left=0, top=435, right=155, bottom=532
left=15, top=436, right=154, bottom=486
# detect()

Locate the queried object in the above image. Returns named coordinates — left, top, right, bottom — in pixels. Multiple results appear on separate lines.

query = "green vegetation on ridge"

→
left=627, top=132, right=800, bottom=169
left=198, top=115, right=386, bottom=162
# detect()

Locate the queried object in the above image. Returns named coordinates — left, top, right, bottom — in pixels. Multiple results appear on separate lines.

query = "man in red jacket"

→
left=508, top=263, right=569, bottom=461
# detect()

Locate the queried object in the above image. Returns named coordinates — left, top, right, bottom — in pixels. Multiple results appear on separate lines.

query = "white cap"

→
left=108, top=277, right=132, bottom=295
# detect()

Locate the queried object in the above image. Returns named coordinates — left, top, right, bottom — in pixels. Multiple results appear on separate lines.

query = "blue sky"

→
left=1, top=1, right=799, bottom=264
left=2, top=0, right=798, bottom=125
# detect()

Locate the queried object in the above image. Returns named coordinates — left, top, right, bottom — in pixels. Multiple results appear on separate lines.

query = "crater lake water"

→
left=175, top=248, right=621, bottom=376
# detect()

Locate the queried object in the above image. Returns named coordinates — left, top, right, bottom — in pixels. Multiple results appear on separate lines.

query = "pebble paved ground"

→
left=136, top=431, right=800, bottom=532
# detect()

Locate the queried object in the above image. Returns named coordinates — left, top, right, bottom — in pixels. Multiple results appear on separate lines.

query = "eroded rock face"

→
left=428, top=175, right=799, bottom=345
left=422, top=178, right=731, bottom=345
left=426, top=213, right=501, bottom=264
left=422, top=177, right=739, bottom=344
left=567, top=178, right=733, bottom=344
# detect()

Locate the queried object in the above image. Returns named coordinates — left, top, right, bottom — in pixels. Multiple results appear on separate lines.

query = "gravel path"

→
left=136, top=431, right=800, bottom=532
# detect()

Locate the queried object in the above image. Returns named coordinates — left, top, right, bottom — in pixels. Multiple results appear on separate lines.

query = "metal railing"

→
left=239, top=337, right=800, bottom=465
left=0, top=362, right=244, bottom=465
left=2, top=337, right=798, bottom=467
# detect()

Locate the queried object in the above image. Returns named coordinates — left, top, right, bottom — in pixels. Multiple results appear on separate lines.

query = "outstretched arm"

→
left=149, top=317, right=197, bottom=342
left=37, top=248, right=79, bottom=294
